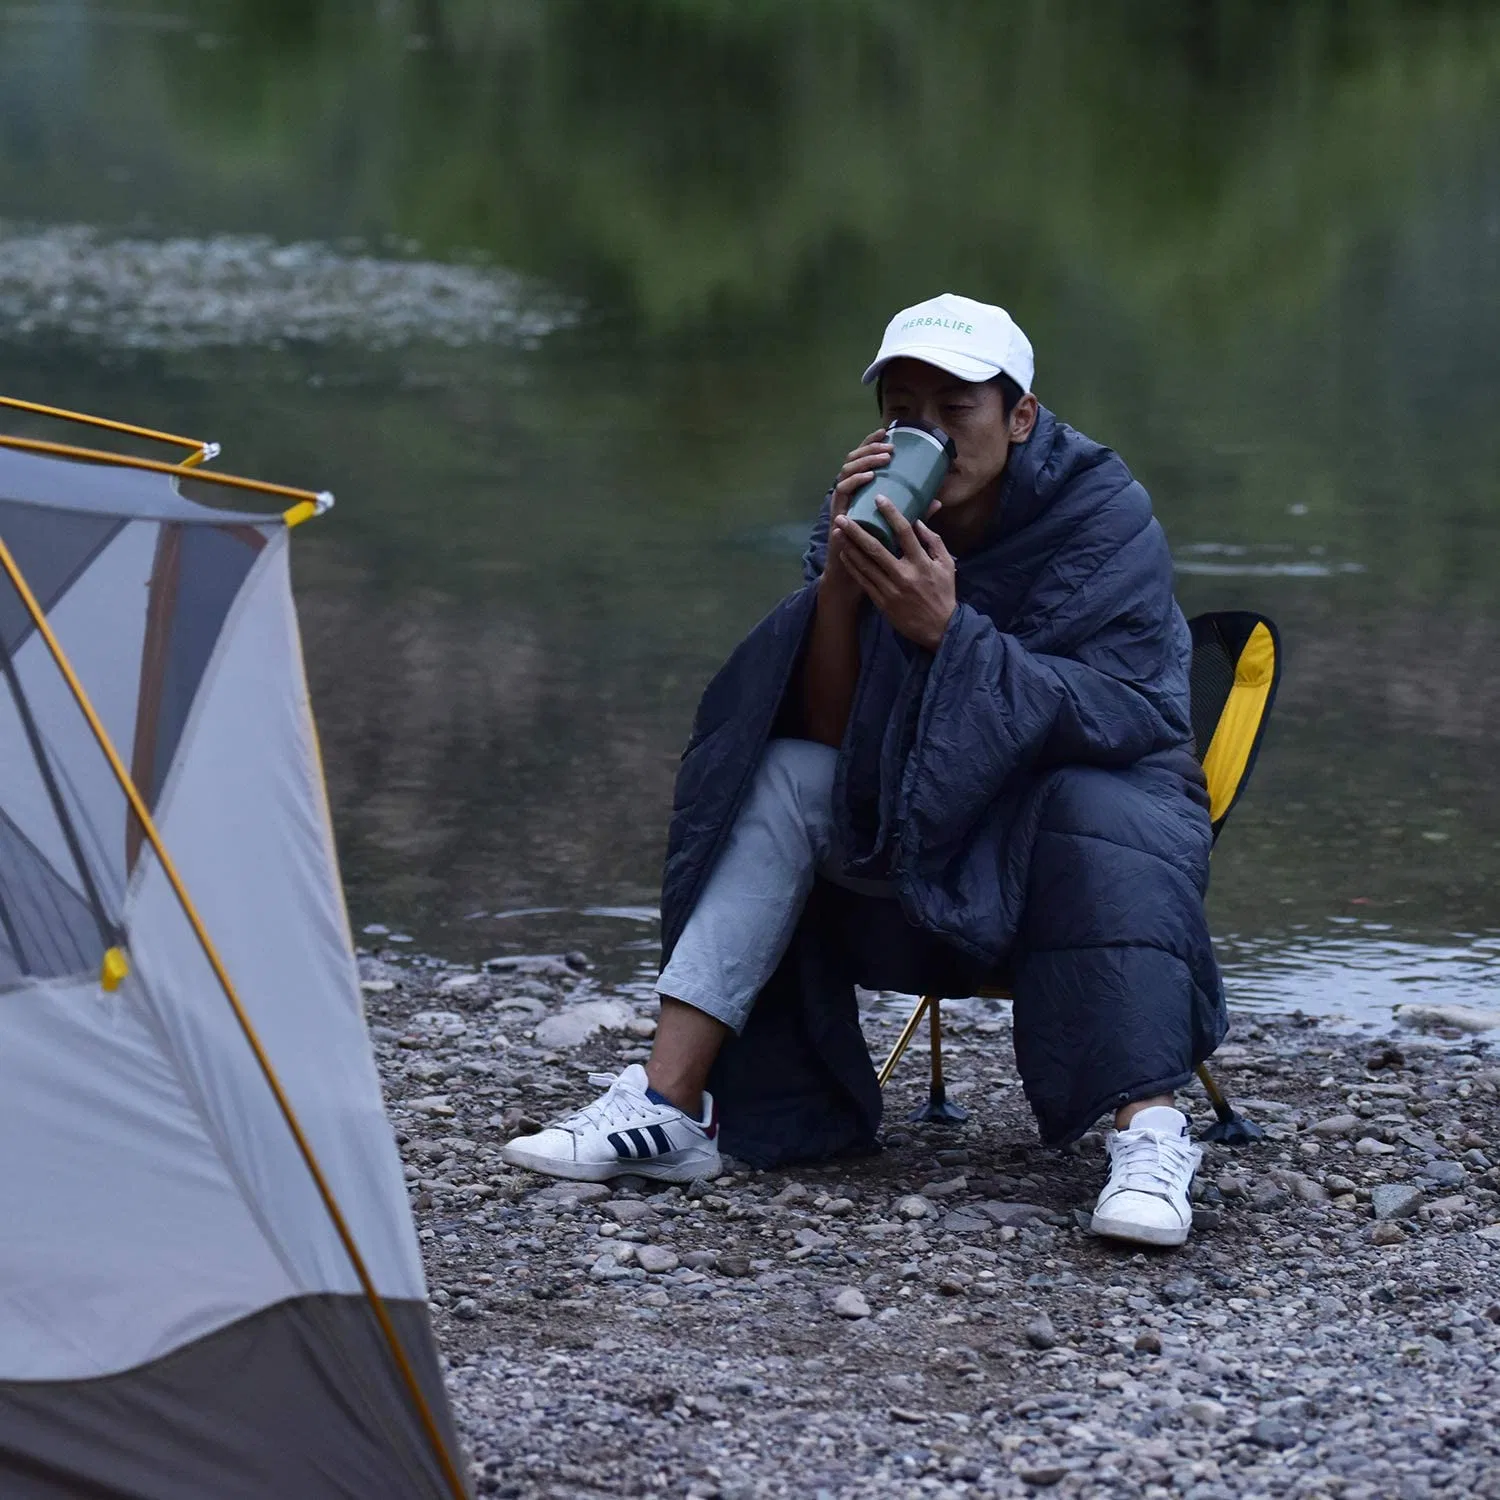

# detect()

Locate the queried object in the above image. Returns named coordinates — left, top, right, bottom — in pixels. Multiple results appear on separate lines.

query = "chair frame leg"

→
left=878, top=993, right=970, bottom=1126
left=910, top=994, right=968, bottom=1124
left=1196, top=1062, right=1264, bottom=1145
left=877, top=993, right=930, bottom=1088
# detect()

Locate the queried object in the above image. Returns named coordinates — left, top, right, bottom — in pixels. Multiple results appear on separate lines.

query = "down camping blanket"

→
left=661, top=406, right=1226, bottom=1166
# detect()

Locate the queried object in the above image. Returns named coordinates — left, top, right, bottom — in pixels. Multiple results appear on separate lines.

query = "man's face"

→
left=878, top=357, right=1036, bottom=510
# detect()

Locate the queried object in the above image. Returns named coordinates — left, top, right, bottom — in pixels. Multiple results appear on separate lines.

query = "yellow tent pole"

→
left=0, top=395, right=217, bottom=466
left=0, top=434, right=331, bottom=510
left=0, top=534, right=466, bottom=1500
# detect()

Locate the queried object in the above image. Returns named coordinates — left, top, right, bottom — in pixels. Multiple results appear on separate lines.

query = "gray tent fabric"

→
left=0, top=1297, right=456, bottom=1500
left=0, top=449, right=465, bottom=1496
left=0, top=444, right=272, bottom=525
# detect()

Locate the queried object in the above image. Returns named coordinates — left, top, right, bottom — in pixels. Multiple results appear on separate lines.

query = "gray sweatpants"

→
left=658, top=739, right=886, bottom=1033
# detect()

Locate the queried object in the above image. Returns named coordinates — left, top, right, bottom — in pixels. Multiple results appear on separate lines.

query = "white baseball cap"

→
left=861, top=292, right=1034, bottom=392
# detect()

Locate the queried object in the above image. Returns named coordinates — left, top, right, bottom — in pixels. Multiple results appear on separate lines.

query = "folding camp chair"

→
left=876, top=610, right=1282, bottom=1145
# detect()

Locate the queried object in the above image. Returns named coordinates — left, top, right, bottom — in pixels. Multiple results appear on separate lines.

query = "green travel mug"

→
left=844, top=419, right=956, bottom=554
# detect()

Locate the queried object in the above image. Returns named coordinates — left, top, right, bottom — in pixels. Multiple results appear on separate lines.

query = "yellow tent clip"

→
left=100, top=946, right=130, bottom=992
left=283, top=492, right=336, bottom=529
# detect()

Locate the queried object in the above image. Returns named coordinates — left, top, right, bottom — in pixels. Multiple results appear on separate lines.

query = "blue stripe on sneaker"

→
left=626, top=1127, right=652, bottom=1157
left=647, top=1123, right=672, bottom=1154
left=607, top=1131, right=634, bottom=1159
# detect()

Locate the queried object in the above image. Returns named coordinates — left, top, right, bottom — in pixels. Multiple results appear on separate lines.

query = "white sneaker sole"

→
left=1090, top=1209, right=1191, bottom=1248
left=500, top=1141, right=722, bottom=1184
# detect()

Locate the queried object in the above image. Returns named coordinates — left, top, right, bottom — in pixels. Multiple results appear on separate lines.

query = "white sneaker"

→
left=1090, top=1105, right=1201, bottom=1248
left=500, top=1065, right=721, bottom=1183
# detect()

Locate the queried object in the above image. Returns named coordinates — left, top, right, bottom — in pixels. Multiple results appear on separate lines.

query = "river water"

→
left=2, top=1, right=1498, bottom=1025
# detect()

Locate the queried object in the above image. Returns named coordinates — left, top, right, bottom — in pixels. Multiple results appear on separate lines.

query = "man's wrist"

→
left=919, top=605, right=958, bottom=653
left=818, top=567, right=862, bottom=609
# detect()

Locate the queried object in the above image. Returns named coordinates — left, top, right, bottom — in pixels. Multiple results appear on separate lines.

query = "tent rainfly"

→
left=0, top=434, right=469, bottom=1497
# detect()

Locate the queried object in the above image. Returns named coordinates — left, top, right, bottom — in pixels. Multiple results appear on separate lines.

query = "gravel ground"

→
left=360, top=944, right=1500, bottom=1500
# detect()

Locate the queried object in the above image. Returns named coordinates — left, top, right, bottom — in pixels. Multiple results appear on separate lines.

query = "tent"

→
left=0, top=417, right=469, bottom=1497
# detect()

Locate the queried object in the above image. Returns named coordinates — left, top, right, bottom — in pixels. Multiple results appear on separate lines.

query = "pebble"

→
left=895, top=1194, right=933, bottom=1220
left=1371, top=1183, right=1424, bottom=1220
left=1134, top=1330, right=1163, bottom=1354
left=1016, top=1465, right=1067, bottom=1486
left=1355, top=1136, right=1397, bottom=1156
left=1309, top=1113, right=1360, bottom=1137
left=1249, top=1417, right=1301, bottom=1450
left=1025, top=1313, right=1059, bottom=1350
left=1371, top=1221, right=1407, bottom=1246
left=635, top=1245, right=680, bottom=1275
left=832, top=1288, right=872, bottom=1320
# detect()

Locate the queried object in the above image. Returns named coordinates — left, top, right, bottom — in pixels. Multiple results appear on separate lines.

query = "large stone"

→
left=1024, top=1313, right=1059, bottom=1350
left=832, top=1288, right=871, bottom=1319
left=491, top=996, right=547, bottom=1022
left=976, top=1201, right=1051, bottom=1228
left=1417, top=1160, right=1467, bottom=1189
left=635, top=1245, right=679, bottom=1274
left=1249, top=1418, right=1301, bottom=1450
left=1289, top=1174, right=1331, bottom=1204
left=793, top=1228, right=834, bottom=1250
left=919, top=1176, right=968, bottom=1198
left=1370, top=1183, right=1423, bottom=1220
left=410, top=1010, right=467, bottom=1036
left=603, top=1200, right=655, bottom=1225
left=1394, top=1002, right=1500, bottom=1034
left=895, top=1194, right=933, bottom=1221
left=1308, top=1114, right=1360, bottom=1138
left=533, top=998, right=635, bottom=1049
left=1016, top=1467, right=1067, bottom=1488
left=536, top=1181, right=611, bottom=1206
left=940, top=1210, right=993, bottom=1234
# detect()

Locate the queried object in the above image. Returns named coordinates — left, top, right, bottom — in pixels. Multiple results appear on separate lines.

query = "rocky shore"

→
left=359, top=944, right=1500, bottom=1500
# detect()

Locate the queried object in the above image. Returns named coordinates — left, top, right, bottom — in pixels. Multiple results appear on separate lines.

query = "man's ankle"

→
left=1115, top=1094, right=1176, bottom=1130
left=643, top=1068, right=705, bottom=1118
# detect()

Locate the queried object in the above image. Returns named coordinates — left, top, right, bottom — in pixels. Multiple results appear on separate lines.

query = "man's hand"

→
left=833, top=496, right=957, bottom=652
left=822, top=429, right=892, bottom=602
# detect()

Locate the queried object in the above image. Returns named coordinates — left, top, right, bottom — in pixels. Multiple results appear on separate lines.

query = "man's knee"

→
left=753, top=738, right=838, bottom=824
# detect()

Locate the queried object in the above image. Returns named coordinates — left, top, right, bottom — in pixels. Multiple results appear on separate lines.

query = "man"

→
left=504, top=293, right=1223, bottom=1249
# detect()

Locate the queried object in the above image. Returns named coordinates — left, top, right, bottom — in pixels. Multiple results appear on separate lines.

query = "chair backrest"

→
left=1187, top=611, right=1281, bottom=841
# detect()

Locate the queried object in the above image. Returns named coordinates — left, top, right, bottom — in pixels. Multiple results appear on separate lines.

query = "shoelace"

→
left=1105, top=1129, right=1197, bottom=1199
left=549, top=1072, right=643, bottom=1135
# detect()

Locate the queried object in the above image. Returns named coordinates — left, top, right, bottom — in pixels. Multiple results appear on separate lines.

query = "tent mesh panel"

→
left=0, top=806, right=104, bottom=989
